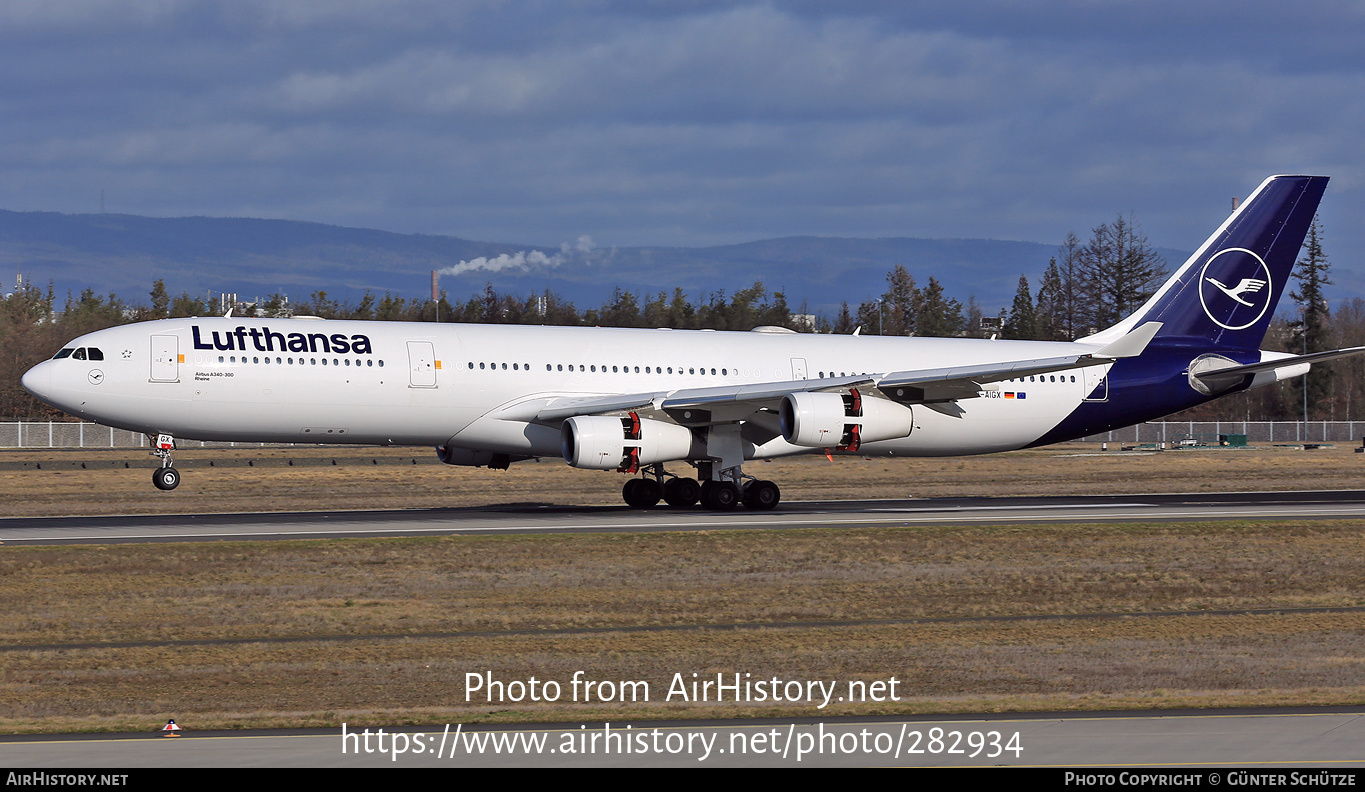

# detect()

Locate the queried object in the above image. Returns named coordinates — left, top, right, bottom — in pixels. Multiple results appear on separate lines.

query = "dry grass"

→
left=3, top=442, right=1365, bottom=517
left=0, top=520, right=1363, bottom=732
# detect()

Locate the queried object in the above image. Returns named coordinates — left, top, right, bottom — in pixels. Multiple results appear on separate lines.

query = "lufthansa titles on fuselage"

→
left=191, top=325, right=373, bottom=355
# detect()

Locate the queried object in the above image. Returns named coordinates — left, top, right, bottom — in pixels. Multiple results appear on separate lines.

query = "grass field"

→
left=1, top=443, right=1364, bottom=732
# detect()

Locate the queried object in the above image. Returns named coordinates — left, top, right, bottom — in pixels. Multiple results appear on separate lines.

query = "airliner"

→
left=22, top=175, right=1364, bottom=510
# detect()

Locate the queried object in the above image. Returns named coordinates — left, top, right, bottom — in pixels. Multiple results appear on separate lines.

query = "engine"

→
left=779, top=388, right=913, bottom=451
left=561, top=412, right=695, bottom=471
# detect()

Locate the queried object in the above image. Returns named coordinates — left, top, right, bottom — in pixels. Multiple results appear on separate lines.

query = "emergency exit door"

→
left=150, top=335, right=179, bottom=382
left=407, top=341, right=437, bottom=388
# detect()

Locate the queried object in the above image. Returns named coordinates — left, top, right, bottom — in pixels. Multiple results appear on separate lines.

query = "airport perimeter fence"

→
left=5, top=419, right=1365, bottom=449
left=1080, top=421, right=1365, bottom=444
left=0, top=421, right=285, bottom=449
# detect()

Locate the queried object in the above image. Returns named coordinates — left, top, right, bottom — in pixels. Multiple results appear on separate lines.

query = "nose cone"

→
left=21, top=360, right=53, bottom=403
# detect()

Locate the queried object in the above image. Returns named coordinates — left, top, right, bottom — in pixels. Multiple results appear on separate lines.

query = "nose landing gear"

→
left=150, top=433, right=181, bottom=491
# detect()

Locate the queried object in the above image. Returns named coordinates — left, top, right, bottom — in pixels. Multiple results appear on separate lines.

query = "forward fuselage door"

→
left=408, top=340, right=438, bottom=388
left=150, top=335, right=179, bottom=382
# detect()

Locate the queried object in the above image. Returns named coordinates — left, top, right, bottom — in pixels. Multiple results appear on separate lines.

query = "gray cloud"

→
left=2, top=0, right=1364, bottom=292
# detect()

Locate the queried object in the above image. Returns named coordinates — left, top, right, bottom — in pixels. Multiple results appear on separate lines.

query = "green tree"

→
left=1003, top=275, right=1037, bottom=340
left=1289, top=215, right=1333, bottom=418
left=1034, top=258, right=1069, bottom=341
left=915, top=276, right=964, bottom=338
left=148, top=280, right=170, bottom=320
left=880, top=265, right=918, bottom=336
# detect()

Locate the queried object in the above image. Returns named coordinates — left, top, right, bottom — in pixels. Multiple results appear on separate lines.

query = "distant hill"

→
left=0, top=208, right=1212, bottom=317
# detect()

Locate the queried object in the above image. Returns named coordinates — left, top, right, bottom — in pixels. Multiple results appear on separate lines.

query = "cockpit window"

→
left=53, top=348, right=74, bottom=359
left=72, top=348, right=87, bottom=360
left=87, top=348, right=104, bottom=361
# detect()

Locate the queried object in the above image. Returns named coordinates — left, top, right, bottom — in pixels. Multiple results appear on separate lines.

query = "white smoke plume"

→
left=439, top=235, right=594, bottom=277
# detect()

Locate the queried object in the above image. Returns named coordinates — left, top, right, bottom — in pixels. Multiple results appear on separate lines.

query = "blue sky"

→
left=3, top=1, right=1362, bottom=282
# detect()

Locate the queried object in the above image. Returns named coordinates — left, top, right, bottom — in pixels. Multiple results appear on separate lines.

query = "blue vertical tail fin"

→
left=1084, top=175, right=1328, bottom=352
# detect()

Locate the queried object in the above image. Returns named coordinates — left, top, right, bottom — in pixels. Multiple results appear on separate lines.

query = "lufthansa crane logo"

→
left=1198, top=247, right=1273, bottom=331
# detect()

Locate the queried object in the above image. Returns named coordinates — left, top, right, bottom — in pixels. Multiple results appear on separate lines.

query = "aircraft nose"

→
left=21, top=360, right=52, bottom=401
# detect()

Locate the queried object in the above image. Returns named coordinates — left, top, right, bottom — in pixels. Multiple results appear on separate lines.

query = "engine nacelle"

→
left=561, top=413, right=695, bottom=471
left=780, top=389, right=913, bottom=451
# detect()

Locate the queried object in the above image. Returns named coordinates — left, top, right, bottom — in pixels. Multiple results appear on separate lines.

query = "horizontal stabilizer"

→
left=1193, top=346, right=1365, bottom=391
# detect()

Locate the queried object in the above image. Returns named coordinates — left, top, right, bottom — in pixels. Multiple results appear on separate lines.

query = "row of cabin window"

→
left=1007, top=375, right=1076, bottom=383
left=469, top=362, right=734, bottom=376
left=215, top=355, right=384, bottom=368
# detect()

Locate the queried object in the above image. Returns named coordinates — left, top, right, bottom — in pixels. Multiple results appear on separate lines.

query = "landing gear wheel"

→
left=700, top=480, right=740, bottom=511
left=622, top=478, right=661, bottom=508
left=662, top=477, right=701, bottom=508
left=742, top=480, right=781, bottom=510
left=152, top=467, right=181, bottom=491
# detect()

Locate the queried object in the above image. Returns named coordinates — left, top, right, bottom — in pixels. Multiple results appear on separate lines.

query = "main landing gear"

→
left=151, top=433, right=181, bottom=491
left=621, top=463, right=780, bottom=511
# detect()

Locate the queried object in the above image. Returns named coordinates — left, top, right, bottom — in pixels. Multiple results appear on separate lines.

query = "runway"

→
left=4, top=489, right=1365, bottom=545
left=2, top=708, right=1363, bottom=768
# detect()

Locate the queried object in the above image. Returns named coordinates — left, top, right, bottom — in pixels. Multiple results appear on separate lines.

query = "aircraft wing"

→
left=531, top=322, right=1162, bottom=424
left=533, top=374, right=874, bottom=423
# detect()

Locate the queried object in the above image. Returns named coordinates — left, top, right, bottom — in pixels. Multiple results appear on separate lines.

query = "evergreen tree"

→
left=880, top=265, right=918, bottom=336
left=148, top=280, right=170, bottom=320
left=832, top=301, right=856, bottom=334
left=1003, top=275, right=1037, bottom=339
left=1034, top=258, right=1068, bottom=341
left=1289, top=215, right=1333, bottom=418
left=915, top=276, right=964, bottom=337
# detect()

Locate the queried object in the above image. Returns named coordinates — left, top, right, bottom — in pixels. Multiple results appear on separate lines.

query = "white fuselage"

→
left=22, top=317, right=1106, bottom=459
